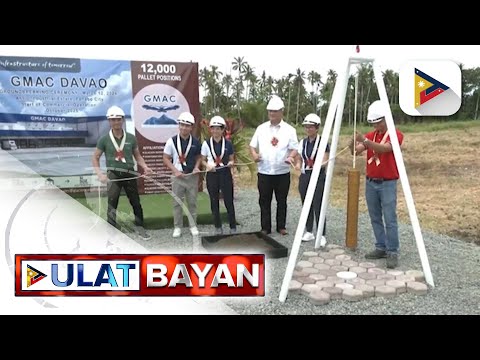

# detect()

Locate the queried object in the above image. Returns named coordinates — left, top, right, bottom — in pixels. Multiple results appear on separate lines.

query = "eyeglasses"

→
left=109, top=118, right=123, bottom=122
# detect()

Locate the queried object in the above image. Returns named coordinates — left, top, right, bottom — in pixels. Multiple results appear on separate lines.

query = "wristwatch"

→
left=363, top=138, right=369, bottom=147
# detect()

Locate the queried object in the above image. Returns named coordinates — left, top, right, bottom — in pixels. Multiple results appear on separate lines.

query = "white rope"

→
left=170, top=161, right=256, bottom=178
left=291, top=146, right=350, bottom=171
left=353, top=74, right=359, bottom=169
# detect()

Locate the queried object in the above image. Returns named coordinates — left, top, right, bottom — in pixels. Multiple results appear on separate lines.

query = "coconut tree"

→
left=199, top=67, right=209, bottom=115
left=320, top=69, right=338, bottom=120
left=231, top=57, right=247, bottom=117
left=308, top=70, right=322, bottom=113
left=243, top=64, right=255, bottom=101
left=222, top=74, right=234, bottom=100
left=286, top=73, right=294, bottom=122
left=208, top=65, right=223, bottom=113
left=294, top=68, right=305, bottom=125
left=383, top=69, right=399, bottom=105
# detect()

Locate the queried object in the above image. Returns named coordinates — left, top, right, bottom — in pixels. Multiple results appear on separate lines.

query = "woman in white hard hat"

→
left=295, top=113, right=329, bottom=245
left=201, top=116, right=237, bottom=235
left=349, top=100, right=404, bottom=269
left=163, top=112, right=203, bottom=238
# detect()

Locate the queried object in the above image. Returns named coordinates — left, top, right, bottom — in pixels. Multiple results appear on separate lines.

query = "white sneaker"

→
left=302, top=232, right=315, bottom=242
left=320, top=236, right=327, bottom=247
left=173, top=228, right=182, bottom=238
left=190, top=227, right=199, bottom=236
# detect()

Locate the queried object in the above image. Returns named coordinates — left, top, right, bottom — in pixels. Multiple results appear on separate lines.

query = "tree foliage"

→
left=200, top=58, right=480, bottom=126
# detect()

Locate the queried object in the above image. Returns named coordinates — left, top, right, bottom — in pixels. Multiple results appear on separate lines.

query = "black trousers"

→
left=298, top=170, right=326, bottom=235
left=107, top=170, right=144, bottom=228
left=206, top=170, right=236, bottom=229
left=258, top=173, right=290, bottom=233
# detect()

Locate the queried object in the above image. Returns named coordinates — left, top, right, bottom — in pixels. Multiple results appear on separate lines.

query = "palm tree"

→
left=199, top=67, right=210, bottom=116
left=357, top=64, right=375, bottom=123
left=294, top=68, right=305, bottom=125
left=208, top=65, right=223, bottom=113
left=383, top=69, right=399, bottom=105
left=286, top=73, right=294, bottom=121
left=232, top=57, right=248, bottom=117
left=320, top=69, right=338, bottom=120
left=243, top=64, right=255, bottom=101
left=232, top=79, right=245, bottom=119
left=222, top=74, right=234, bottom=99
left=266, top=76, right=275, bottom=101
left=308, top=70, right=322, bottom=113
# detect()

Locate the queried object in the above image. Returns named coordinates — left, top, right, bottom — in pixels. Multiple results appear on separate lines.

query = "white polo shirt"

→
left=250, top=120, right=298, bottom=175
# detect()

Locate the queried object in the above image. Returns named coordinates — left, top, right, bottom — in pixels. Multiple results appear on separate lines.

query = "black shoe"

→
left=386, top=254, right=399, bottom=269
left=365, top=249, right=387, bottom=259
left=136, top=226, right=152, bottom=241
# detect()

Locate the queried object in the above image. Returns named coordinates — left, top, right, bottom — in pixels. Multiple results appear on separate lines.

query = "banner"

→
left=0, top=55, right=200, bottom=194
left=16, top=254, right=265, bottom=297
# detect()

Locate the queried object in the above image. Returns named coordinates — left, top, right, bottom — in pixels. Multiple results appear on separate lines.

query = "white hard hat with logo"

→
left=106, top=106, right=125, bottom=119
left=367, top=100, right=388, bottom=123
left=177, top=112, right=195, bottom=125
left=209, top=116, right=226, bottom=127
left=302, top=113, right=321, bottom=126
left=267, top=95, right=285, bottom=111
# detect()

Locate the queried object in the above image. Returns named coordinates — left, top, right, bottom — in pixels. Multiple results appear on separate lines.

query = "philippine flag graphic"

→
left=400, top=60, right=461, bottom=116
left=26, top=264, right=47, bottom=288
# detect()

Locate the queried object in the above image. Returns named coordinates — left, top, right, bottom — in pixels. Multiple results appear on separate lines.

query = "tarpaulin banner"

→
left=0, top=56, right=200, bottom=194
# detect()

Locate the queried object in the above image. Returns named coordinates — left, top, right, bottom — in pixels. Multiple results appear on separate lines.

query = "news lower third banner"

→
left=0, top=56, right=200, bottom=195
left=15, top=254, right=265, bottom=297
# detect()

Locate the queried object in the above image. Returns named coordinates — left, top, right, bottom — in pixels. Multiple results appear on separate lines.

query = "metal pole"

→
left=315, top=59, right=352, bottom=248
left=372, top=62, right=435, bottom=287
left=278, top=62, right=346, bottom=303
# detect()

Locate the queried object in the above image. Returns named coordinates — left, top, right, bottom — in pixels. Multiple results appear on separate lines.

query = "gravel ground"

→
left=134, top=188, right=480, bottom=315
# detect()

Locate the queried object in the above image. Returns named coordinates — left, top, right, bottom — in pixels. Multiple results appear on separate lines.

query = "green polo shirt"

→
left=96, top=131, right=138, bottom=172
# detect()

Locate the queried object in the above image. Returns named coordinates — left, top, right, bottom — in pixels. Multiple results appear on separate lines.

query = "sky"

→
left=2, top=45, right=480, bottom=80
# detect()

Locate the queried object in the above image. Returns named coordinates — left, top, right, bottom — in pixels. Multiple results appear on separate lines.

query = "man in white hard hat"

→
left=201, top=115, right=237, bottom=235
left=249, top=95, right=298, bottom=236
left=295, top=113, right=329, bottom=245
left=349, top=100, right=404, bottom=268
left=92, top=105, right=153, bottom=241
left=163, top=111, right=202, bottom=238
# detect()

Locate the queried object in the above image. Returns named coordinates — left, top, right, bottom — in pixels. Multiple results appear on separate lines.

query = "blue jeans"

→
left=365, top=179, right=399, bottom=255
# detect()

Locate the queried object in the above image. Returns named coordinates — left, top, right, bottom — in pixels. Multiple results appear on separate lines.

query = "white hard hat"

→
left=209, top=116, right=226, bottom=127
left=302, top=113, right=321, bottom=126
left=177, top=112, right=195, bottom=125
left=106, top=106, right=125, bottom=119
left=367, top=100, right=388, bottom=123
left=267, top=95, right=285, bottom=111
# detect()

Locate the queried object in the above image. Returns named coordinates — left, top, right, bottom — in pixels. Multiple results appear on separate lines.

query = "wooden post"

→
left=346, top=168, right=361, bottom=249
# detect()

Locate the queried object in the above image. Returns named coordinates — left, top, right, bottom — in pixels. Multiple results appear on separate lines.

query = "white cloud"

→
left=61, top=70, right=132, bottom=117
left=20, top=100, right=47, bottom=115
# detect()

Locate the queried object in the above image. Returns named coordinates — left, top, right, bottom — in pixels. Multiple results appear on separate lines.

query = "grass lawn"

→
left=75, top=191, right=227, bottom=230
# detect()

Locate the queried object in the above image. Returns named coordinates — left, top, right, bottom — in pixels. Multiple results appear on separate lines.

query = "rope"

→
left=170, top=161, right=256, bottom=178
left=290, top=145, right=350, bottom=172
left=88, top=171, right=199, bottom=237
left=353, top=74, right=359, bottom=169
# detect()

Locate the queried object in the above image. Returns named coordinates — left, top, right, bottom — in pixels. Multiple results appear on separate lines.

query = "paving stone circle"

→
left=290, top=247, right=430, bottom=306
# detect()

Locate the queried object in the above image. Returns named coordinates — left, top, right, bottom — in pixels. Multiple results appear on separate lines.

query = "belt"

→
left=366, top=177, right=395, bottom=184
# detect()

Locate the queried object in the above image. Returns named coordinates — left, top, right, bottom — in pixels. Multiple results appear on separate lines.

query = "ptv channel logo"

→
left=399, top=60, right=462, bottom=116
left=26, top=265, right=47, bottom=288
